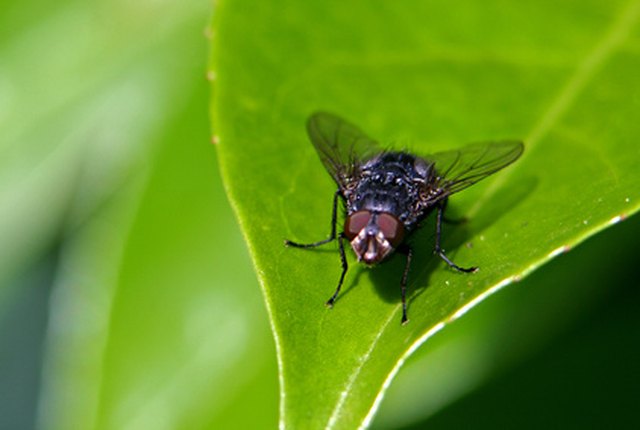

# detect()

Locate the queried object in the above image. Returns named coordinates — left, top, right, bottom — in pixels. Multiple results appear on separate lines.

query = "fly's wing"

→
left=427, top=140, right=524, bottom=197
left=306, top=112, right=382, bottom=188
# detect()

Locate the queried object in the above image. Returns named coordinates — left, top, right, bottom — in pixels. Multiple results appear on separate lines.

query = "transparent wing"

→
left=428, top=140, right=524, bottom=196
left=306, top=112, right=382, bottom=187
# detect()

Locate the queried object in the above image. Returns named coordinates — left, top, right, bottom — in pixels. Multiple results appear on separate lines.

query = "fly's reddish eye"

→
left=345, top=211, right=371, bottom=240
left=377, top=213, right=404, bottom=247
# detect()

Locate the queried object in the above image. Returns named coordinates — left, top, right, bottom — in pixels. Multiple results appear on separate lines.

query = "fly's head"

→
left=344, top=211, right=405, bottom=265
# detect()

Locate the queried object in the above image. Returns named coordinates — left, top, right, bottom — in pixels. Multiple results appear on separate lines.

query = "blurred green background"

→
left=1, top=0, right=638, bottom=429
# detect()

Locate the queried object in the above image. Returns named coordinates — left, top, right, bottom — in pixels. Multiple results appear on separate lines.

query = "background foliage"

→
left=1, top=0, right=639, bottom=429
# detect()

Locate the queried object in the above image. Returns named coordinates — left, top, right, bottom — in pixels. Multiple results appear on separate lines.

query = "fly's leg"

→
left=285, top=189, right=340, bottom=248
left=284, top=189, right=349, bottom=308
left=435, top=201, right=478, bottom=273
left=398, top=244, right=413, bottom=325
left=325, top=233, right=348, bottom=307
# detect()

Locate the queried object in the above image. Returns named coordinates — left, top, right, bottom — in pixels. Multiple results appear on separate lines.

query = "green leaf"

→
left=210, top=0, right=640, bottom=428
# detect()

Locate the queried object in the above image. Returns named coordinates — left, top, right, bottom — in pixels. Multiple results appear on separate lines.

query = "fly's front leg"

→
left=434, top=200, right=478, bottom=273
left=326, top=233, right=348, bottom=307
left=284, top=189, right=349, bottom=310
left=398, top=244, right=413, bottom=325
left=285, top=189, right=341, bottom=248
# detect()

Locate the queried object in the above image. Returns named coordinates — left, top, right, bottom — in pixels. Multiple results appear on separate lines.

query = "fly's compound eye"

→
left=377, top=213, right=405, bottom=247
left=345, top=211, right=371, bottom=240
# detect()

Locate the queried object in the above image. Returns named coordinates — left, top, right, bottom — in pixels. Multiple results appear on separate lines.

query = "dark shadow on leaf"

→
left=471, top=175, right=538, bottom=235
left=368, top=175, right=537, bottom=307
left=290, top=176, right=537, bottom=315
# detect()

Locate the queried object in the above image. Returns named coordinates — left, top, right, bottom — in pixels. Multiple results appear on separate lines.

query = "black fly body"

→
left=285, top=112, right=524, bottom=324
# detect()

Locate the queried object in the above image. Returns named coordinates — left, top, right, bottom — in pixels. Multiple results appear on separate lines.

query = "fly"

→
left=285, top=112, right=524, bottom=324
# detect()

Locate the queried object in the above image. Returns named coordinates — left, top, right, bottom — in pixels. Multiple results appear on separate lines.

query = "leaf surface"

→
left=210, top=0, right=640, bottom=427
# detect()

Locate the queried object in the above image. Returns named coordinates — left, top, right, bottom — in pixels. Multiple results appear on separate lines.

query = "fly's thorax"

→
left=347, top=170, right=430, bottom=230
left=344, top=210, right=405, bottom=265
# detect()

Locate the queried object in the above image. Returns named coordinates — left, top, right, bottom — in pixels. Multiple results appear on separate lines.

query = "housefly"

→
left=285, top=112, right=524, bottom=324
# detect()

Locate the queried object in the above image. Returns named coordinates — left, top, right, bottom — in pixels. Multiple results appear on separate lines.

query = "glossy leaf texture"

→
left=210, top=0, right=640, bottom=428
